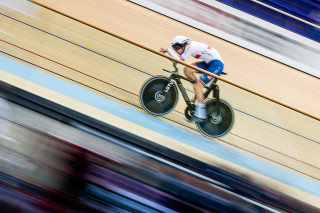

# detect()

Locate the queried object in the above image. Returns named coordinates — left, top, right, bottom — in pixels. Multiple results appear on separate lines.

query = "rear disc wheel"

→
left=196, top=99, right=234, bottom=138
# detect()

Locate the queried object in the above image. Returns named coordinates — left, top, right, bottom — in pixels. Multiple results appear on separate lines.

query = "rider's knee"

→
left=193, top=81, right=202, bottom=89
left=184, top=67, right=195, bottom=78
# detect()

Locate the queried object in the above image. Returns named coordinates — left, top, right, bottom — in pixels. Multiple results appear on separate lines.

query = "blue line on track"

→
left=234, top=109, right=320, bottom=145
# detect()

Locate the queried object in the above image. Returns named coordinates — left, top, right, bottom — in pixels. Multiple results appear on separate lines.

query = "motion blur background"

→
left=1, top=0, right=320, bottom=212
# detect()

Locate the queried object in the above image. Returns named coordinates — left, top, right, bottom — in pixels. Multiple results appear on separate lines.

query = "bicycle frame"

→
left=173, top=76, right=195, bottom=111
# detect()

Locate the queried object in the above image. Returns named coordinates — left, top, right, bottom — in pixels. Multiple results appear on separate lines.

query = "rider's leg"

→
left=184, top=66, right=204, bottom=102
left=193, top=82, right=204, bottom=101
left=193, top=82, right=207, bottom=119
left=195, top=60, right=224, bottom=119
left=183, top=66, right=197, bottom=81
left=184, top=66, right=207, bottom=119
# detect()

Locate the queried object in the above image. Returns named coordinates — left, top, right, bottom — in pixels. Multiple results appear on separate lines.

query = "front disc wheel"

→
left=139, top=77, right=178, bottom=116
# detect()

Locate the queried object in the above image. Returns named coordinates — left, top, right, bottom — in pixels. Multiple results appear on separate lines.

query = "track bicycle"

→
left=139, top=61, right=234, bottom=138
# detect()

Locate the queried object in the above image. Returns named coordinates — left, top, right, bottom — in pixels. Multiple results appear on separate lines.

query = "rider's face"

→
left=172, top=44, right=184, bottom=55
left=175, top=48, right=184, bottom=55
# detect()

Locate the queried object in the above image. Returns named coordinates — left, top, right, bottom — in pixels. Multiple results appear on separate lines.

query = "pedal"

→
left=192, top=115, right=208, bottom=122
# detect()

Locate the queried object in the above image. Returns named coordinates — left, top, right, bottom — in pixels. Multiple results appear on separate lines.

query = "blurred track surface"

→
left=1, top=0, right=320, bottom=207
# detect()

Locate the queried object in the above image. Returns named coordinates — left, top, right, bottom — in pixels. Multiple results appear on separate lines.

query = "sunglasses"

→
left=172, top=44, right=183, bottom=51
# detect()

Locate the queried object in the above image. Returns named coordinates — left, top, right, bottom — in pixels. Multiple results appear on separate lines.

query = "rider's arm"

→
left=167, top=48, right=183, bottom=60
left=180, top=44, right=192, bottom=61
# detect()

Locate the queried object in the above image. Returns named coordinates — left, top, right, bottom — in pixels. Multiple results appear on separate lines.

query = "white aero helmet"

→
left=171, top=35, right=191, bottom=46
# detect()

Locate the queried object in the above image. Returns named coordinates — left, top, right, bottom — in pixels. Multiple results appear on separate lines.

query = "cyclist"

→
left=159, top=35, right=224, bottom=120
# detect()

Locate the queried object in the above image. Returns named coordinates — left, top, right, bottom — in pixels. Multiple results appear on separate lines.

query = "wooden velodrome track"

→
left=1, top=0, right=320, bottom=206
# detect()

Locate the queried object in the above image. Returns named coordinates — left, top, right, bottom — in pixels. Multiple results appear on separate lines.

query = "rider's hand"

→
left=159, top=47, right=168, bottom=53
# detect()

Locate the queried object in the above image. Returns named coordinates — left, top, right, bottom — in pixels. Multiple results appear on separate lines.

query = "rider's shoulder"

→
left=189, top=40, right=200, bottom=45
left=189, top=41, right=208, bottom=47
left=186, top=41, right=201, bottom=49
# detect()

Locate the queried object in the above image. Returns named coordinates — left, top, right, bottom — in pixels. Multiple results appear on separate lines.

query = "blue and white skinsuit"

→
left=167, top=41, right=224, bottom=86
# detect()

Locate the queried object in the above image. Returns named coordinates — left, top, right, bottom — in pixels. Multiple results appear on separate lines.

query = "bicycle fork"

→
left=164, top=79, right=175, bottom=93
